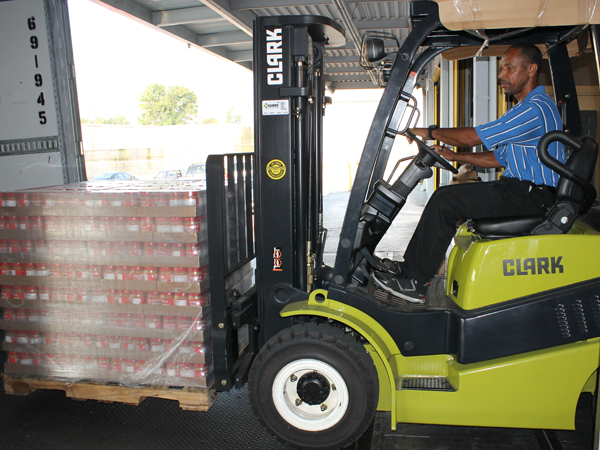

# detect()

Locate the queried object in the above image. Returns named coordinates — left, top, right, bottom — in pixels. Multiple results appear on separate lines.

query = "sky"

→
left=67, top=0, right=255, bottom=126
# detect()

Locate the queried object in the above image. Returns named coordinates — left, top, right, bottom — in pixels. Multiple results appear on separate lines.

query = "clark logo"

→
left=273, top=247, right=282, bottom=272
left=266, top=28, right=283, bottom=85
left=503, top=257, right=564, bottom=276
left=266, top=159, right=286, bottom=180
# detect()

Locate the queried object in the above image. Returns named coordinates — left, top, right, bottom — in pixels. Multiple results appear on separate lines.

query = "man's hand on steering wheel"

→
left=432, top=145, right=456, bottom=162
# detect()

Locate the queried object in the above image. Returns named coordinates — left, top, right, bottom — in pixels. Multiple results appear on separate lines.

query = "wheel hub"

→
left=297, top=371, right=330, bottom=405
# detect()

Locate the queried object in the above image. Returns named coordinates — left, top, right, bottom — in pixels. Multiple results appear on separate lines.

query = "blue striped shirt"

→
left=475, top=86, right=565, bottom=187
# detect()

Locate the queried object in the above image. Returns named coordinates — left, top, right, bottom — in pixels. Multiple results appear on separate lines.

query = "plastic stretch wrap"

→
left=436, top=0, right=599, bottom=31
left=0, top=181, right=251, bottom=389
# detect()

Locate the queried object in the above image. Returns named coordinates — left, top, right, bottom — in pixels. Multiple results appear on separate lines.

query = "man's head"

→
left=499, top=44, right=543, bottom=101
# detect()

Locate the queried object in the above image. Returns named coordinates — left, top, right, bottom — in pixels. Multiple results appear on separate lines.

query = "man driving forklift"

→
left=373, top=43, right=566, bottom=302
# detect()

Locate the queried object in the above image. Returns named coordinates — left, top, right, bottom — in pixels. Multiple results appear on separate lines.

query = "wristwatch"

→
left=428, top=124, right=439, bottom=140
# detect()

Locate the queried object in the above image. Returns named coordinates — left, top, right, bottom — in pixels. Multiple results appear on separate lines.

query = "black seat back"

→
left=470, top=131, right=598, bottom=238
left=554, top=136, right=598, bottom=215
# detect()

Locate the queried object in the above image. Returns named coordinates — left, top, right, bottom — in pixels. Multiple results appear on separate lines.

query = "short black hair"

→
left=508, top=43, right=543, bottom=74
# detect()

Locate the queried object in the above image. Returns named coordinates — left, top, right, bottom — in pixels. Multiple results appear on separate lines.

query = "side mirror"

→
left=365, top=38, right=387, bottom=62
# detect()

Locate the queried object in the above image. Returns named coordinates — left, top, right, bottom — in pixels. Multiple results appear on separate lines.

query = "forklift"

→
left=204, top=2, right=600, bottom=449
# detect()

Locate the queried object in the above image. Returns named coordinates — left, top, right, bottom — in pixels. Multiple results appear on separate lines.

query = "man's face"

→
left=499, top=48, right=535, bottom=98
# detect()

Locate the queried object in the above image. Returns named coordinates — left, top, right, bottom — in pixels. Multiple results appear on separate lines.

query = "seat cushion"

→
left=469, top=215, right=545, bottom=238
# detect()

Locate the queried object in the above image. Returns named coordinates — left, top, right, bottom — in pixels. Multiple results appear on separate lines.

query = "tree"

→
left=201, top=117, right=218, bottom=124
left=225, top=107, right=242, bottom=124
left=138, top=83, right=198, bottom=125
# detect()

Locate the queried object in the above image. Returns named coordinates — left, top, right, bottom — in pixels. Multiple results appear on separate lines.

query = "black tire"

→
left=248, top=322, right=379, bottom=450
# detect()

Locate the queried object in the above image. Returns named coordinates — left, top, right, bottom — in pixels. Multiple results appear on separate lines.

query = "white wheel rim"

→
left=271, top=358, right=349, bottom=431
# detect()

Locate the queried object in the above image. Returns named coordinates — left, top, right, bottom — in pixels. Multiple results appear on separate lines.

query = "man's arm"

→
left=410, top=127, right=482, bottom=147
left=435, top=145, right=502, bottom=168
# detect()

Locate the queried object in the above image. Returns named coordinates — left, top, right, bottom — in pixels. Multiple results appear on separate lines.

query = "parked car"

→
left=91, top=172, right=137, bottom=181
left=153, top=169, right=183, bottom=180
left=185, top=163, right=206, bottom=180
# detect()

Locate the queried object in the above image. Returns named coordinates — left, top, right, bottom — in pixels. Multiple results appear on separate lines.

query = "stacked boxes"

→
left=0, top=180, right=246, bottom=389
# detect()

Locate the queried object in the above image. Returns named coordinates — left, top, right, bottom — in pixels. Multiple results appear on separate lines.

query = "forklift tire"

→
left=248, top=322, right=379, bottom=450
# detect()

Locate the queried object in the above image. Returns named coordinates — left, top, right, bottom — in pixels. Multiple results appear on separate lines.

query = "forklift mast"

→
left=252, top=16, right=344, bottom=344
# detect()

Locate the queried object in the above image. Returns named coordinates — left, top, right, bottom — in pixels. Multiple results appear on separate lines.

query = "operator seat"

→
left=469, top=132, right=598, bottom=239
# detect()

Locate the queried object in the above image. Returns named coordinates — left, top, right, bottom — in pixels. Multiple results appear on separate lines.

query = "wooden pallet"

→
left=3, top=375, right=218, bottom=411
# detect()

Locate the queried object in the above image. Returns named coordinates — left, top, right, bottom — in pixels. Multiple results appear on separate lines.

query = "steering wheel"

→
left=405, top=129, right=458, bottom=174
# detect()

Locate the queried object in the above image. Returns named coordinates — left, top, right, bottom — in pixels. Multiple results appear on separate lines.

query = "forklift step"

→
left=401, top=377, right=456, bottom=391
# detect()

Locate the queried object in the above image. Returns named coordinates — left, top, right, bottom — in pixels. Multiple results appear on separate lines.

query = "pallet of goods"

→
left=0, top=180, right=251, bottom=408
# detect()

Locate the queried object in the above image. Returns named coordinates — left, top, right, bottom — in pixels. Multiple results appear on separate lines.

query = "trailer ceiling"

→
left=91, top=0, right=417, bottom=90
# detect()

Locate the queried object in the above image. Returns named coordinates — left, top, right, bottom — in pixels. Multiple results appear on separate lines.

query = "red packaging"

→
left=184, top=217, right=199, bottom=232
left=111, top=358, right=125, bottom=371
left=185, top=243, right=200, bottom=257
left=171, top=243, right=184, bottom=257
left=163, top=315, right=178, bottom=330
left=35, top=240, right=48, bottom=254
left=62, top=264, right=75, bottom=278
left=106, top=289, right=117, bottom=303
left=17, top=193, right=30, bottom=207
left=140, top=217, right=155, bottom=232
left=134, top=314, right=146, bottom=328
left=170, top=217, right=184, bottom=233
left=24, top=286, right=38, bottom=300
left=0, top=216, right=7, bottom=230
left=130, top=290, right=146, bottom=305
left=194, top=364, right=208, bottom=378
left=39, top=286, right=50, bottom=300
left=126, top=217, right=140, bottom=232
left=107, top=312, right=121, bottom=327
left=89, top=265, right=103, bottom=279
left=117, top=290, right=130, bottom=304
left=7, top=352, right=19, bottom=364
left=150, top=338, right=164, bottom=352
left=130, top=266, right=145, bottom=281
left=144, top=267, right=158, bottom=281
left=157, top=243, right=171, bottom=257
left=7, top=216, right=19, bottom=230
left=134, top=337, right=149, bottom=351
left=117, top=266, right=131, bottom=281
left=49, top=263, right=62, bottom=277
left=127, top=241, right=142, bottom=257
left=0, top=261, right=11, bottom=276
left=109, top=336, right=122, bottom=349
left=19, top=217, right=31, bottom=230
left=0, top=239, right=8, bottom=252
left=174, top=292, right=188, bottom=307
left=161, top=292, right=174, bottom=306
left=75, top=264, right=90, bottom=279
left=172, top=267, right=188, bottom=282
left=31, top=216, right=45, bottom=230
left=146, top=315, right=162, bottom=329
left=98, top=357, right=110, bottom=370
left=114, top=217, right=128, bottom=232
left=159, top=267, right=173, bottom=282
left=4, top=193, right=16, bottom=207
left=143, top=242, right=157, bottom=257
left=12, top=263, right=25, bottom=276
left=103, top=265, right=117, bottom=280
left=155, top=217, right=170, bottom=232
left=8, top=239, right=20, bottom=254
left=179, top=363, right=194, bottom=378
left=146, top=291, right=161, bottom=305
left=22, top=240, right=35, bottom=254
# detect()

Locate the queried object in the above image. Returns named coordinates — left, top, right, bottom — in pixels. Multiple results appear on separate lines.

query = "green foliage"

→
left=138, top=83, right=198, bottom=126
left=225, top=107, right=242, bottom=124
left=201, top=117, right=219, bottom=124
left=81, top=115, right=130, bottom=125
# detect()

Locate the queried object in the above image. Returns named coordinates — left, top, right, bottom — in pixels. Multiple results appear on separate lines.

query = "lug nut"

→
left=290, top=374, right=298, bottom=382
left=320, top=404, right=327, bottom=412
left=295, top=398, right=302, bottom=406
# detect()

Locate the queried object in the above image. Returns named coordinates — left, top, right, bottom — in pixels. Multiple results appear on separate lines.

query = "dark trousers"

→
left=399, top=177, right=555, bottom=284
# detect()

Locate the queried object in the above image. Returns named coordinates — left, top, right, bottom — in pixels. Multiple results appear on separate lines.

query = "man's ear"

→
left=528, top=63, right=538, bottom=78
